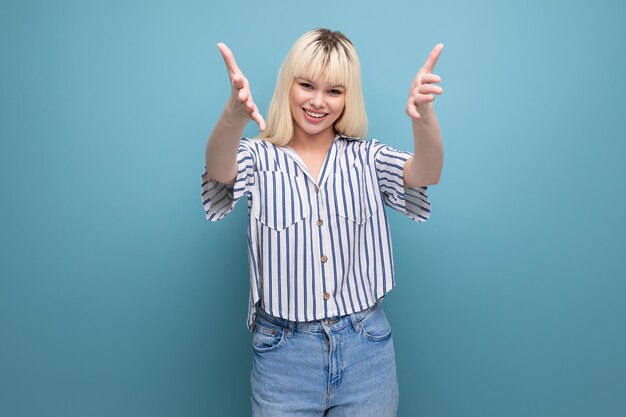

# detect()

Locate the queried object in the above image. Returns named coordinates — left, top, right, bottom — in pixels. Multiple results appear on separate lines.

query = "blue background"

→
left=2, top=0, right=625, bottom=416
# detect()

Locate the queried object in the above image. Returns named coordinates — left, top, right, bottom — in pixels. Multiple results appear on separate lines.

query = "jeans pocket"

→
left=358, top=305, right=392, bottom=342
left=251, top=320, right=286, bottom=353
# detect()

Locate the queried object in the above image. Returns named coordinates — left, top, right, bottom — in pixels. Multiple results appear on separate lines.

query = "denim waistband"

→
left=253, top=299, right=383, bottom=334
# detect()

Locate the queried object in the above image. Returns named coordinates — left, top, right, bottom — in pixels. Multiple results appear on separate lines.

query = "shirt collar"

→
left=281, top=134, right=342, bottom=185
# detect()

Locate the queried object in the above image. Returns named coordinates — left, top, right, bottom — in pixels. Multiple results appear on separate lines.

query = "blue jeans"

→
left=250, top=300, right=399, bottom=416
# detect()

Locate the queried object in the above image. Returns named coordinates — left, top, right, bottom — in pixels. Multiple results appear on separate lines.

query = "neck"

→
left=289, top=126, right=337, bottom=152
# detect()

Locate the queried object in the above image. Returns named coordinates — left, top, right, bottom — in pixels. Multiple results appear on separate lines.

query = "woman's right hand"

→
left=217, top=42, right=266, bottom=132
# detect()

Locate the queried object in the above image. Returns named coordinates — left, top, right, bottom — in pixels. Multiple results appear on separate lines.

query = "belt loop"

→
left=349, top=311, right=360, bottom=332
left=287, top=320, right=295, bottom=338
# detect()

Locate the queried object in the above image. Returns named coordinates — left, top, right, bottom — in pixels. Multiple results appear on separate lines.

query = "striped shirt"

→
left=201, top=133, right=431, bottom=331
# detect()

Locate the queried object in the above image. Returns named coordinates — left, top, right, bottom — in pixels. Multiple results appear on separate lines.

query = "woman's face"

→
left=289, top=74, right=346, bottom=139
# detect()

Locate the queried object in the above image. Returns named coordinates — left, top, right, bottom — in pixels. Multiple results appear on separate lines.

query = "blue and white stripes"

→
left=201, top=134, right=431, bottom=331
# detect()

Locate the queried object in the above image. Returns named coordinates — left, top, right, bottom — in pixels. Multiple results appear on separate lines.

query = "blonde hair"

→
left=258, top=28, right=367, bottom=146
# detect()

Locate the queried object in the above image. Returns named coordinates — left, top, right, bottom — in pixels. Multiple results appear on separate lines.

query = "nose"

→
left=310, top=91, right=324, bottom=109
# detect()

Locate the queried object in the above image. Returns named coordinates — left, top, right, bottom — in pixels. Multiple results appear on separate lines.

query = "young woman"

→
left=202, top=28, right=444, bottom=417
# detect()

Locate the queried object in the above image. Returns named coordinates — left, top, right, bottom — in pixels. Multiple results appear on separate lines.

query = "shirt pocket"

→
left=251, top=170, right=311, bottom=231
left=329, top=165, right=378, bottom=225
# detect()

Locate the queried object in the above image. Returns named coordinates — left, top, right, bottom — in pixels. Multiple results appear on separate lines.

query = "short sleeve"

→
left=371, top=138, right=431, bottom=222
left=201, top=138, right=256, bottom=222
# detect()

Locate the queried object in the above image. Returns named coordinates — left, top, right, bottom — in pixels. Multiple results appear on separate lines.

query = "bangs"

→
left=293, top=43, right=353, bottom=88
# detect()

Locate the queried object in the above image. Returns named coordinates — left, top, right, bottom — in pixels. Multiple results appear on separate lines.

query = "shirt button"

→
left=323, top=292, right=330, bottom=300
left=314, top=186, right=319, bottom=193
left=321, top=255, right=328, bottom=263
left=317, top=219, right=323, bottom=226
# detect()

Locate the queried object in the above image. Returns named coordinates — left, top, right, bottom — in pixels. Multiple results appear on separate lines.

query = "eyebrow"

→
left=297, top=78, right=345, bottom=89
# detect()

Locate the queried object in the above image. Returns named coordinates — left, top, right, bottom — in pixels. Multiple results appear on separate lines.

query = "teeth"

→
left=304, top=109, right=326, bottom=118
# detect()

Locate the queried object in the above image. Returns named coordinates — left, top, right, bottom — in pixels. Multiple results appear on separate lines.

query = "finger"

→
left=251, top=111, right=261, bottom=127
left=217, top=42, right=242, bottom=77
left=406, top=102, right=421, bottom=120
left=245, top=97, right=256, bottom=112
left=412, top=93, right=436, bottom=105
left=420, top=73, right=442, bottom=84
left=257, top=113, right=266, bottom=132
left=238, top=87, right=249, bottom=102
left=420, top=93, right=436, bottom=102
left=420, top=43, right=444, bottom=74
left=235, top=75, right=250, bottom=94
left=411, top=73, right=441, bottom=91
left=251, top=110, right=266, bottom=131
left=232, top=72, right=246, bottom=90
left=238, top=78, right=252, bottom=100
left=418, top=84, right=443, bottom=95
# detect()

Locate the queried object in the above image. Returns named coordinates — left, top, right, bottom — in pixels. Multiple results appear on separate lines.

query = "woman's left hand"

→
left=406, top=43, right=444, bottom=121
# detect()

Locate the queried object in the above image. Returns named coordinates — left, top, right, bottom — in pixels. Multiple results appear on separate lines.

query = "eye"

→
left=300, top=83, right=312, bottom=89
left=329, top=89, right=343, bottom=95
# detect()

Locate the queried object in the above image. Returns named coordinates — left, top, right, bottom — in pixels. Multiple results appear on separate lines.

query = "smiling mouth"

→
left=302, top=108, right=328, bottom=118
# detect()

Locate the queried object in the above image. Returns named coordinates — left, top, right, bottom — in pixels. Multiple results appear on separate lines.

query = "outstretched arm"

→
left=403, top=43, right=445, bottom=188
left=205, top=43, right=265, bottom=185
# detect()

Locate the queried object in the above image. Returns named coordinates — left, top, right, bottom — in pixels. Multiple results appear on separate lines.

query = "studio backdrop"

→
left=1, top=0, right=625, bottom=416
